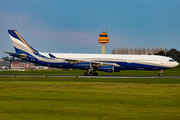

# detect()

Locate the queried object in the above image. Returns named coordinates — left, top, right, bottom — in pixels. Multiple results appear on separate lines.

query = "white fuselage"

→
left=40, top=53, right=179, bottom=69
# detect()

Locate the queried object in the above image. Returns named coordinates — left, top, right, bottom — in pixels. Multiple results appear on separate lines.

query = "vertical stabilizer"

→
left=8, top=30, right=38, bottom=54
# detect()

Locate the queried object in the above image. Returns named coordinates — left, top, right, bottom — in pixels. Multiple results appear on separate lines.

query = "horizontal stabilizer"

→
left=3, top=52, right=27, bottom=58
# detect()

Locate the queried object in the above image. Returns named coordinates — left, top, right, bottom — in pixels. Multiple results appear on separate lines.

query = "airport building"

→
left=11, top=62, right=54, bottom=70
left=0, top=59, right=11, bottom=68
left=11, top=62, right=35, bottom=69
left=112, top=47, right=168, bottom=55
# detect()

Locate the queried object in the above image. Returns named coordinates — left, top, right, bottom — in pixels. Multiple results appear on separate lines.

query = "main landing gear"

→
left=84, top=68, right=98, bottom=76
left=84, top=71, right=98, bottom=76
left=158, top=70, right=163, bottom=77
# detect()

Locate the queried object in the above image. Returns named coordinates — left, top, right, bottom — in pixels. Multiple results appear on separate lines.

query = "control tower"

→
left=98, top=28, right=109, bottom=54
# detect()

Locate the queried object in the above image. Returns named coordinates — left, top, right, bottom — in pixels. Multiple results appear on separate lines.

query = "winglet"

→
left=49, top=53, right=56, bottom=58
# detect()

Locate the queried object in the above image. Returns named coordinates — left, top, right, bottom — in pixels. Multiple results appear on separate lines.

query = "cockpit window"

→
left=169, top=59, right=175, bottom=62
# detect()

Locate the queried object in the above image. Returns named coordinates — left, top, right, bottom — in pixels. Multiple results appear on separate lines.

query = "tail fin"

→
left=8, top=30, right=38, bottom=54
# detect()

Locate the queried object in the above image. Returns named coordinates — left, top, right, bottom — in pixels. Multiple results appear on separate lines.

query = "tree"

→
left=154, top=51, right=166, bottom=56
left=155, top=48, right=180, bottom=63
left=9, top=57, right=15, bottom=61
left=2, top=56, right=9, bottom=61
left=169, top=49, right=180, bottom=63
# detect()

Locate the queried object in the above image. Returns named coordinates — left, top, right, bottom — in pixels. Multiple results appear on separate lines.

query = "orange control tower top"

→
left=98, top=29, right=109, bottom=43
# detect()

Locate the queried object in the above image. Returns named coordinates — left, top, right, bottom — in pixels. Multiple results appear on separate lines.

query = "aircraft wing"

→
left=49, top=53, right=120, bottom=67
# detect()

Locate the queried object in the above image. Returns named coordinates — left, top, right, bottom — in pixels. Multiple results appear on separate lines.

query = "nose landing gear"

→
left=158, top=70, right=163, bottom=77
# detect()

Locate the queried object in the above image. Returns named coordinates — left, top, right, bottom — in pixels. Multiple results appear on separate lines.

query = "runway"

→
left=0, top=75, right=180, bottom=78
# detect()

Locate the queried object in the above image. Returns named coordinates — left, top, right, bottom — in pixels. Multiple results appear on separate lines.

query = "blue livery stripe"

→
left=8, top=30, right=21, bottom=41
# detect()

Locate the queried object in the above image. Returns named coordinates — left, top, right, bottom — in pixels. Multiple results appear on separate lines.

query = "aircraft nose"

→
left=176, top=62, right=179, bottom=67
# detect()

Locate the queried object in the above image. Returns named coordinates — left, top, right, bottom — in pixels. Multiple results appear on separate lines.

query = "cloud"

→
left=0, top=13, right=29, bottom=25
left=18, top=15, right=29, bottom=24
left=0, top=14, right=13, bottom=23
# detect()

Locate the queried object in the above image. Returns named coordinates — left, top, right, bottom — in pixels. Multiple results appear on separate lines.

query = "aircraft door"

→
left=160, top=58, right=164, bottom=64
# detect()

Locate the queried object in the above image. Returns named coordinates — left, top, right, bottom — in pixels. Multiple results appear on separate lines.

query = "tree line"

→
left=1, top=56, right=24, bottom=62
left=154, top=48, right=180, bottom=63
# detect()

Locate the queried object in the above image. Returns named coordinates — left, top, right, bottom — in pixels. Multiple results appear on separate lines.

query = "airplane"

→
left=4, top=30, right=179, bottom=76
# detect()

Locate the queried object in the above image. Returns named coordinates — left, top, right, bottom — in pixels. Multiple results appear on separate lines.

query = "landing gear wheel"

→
left=89, top=72, right=93, bottom=76
left=158, top=73, right=162, bottom=77
left=84, top=72, right=88, bottom=76
left=159, top=70, right=163, bottom=77
left=93, top=72, right=98, bottom=76
left=83, top=68, right=99, bottom=76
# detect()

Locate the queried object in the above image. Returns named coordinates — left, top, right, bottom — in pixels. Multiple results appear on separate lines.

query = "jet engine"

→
left=98, top=66, right=114, bottom=72
left=74, top=62, right=91, bottom=69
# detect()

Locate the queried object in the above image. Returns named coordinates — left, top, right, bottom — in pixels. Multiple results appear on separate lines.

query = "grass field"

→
left=0, top=77, right=180, bottom=120
left=0, top=65, right=180, bottom=119
left=0, top=65, right=180, bottom=76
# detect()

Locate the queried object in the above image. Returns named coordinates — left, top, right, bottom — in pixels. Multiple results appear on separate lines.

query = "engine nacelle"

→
left=98, top=66, right=114, bottom=72
left=74, top=62, right=91, bottom=69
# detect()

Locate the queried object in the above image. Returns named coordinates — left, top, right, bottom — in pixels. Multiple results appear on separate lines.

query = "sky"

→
left=0, top=0, right=180, bottom=58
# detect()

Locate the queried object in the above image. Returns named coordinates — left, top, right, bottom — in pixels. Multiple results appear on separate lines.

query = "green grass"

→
left=0, top=65, right=179, bottom=119
left=0, top=65, right=180, bottom=76
left=0, top=77, right=180, bottom=120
